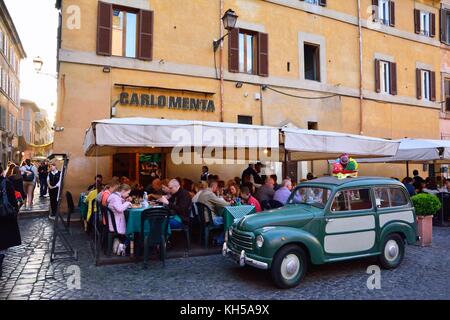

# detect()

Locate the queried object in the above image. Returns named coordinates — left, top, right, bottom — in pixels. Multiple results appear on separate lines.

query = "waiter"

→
left=47, top=162, right=61, bottom=219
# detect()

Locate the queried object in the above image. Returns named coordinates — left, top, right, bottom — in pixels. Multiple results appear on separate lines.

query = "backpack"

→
left=23, top=165, right=35, bottom=182
left=0, top=179, right=16, bottom=218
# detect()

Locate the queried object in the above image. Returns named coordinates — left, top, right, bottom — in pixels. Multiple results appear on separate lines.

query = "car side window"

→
left=331, top=189, right=372, bottom=212
left=374, top=187, right=409, bottom=208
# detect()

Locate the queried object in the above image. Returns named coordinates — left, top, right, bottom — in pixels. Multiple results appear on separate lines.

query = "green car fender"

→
left=255, top=227, right=326, bottom=265
left=379, top=222, right=417, bottom=249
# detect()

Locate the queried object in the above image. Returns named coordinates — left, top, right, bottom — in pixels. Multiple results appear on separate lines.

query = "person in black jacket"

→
left=9, top=166, right=26, bottom=202
left=0, top=164, right=20, bottom=278
left=157, top=179, right=192, bottom=228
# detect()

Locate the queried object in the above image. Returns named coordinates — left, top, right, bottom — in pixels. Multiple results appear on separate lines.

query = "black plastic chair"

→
left=261, top=200, right=271, bottom=210
left=269, top=199, right=284, bottom=209
left=87, top=198, right=97, bottom=235
left=106, top=207, right=120, bottom=257
left=193, top=202, right=223, bottom=249
left=169, top=218, right=191, bottom=254
left=140, top=207, right=170, bottom=269
left=65, top=191, right=76, bottom=228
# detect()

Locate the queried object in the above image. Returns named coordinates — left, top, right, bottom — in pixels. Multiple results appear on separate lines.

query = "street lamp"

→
left=213, top=9, right=238, bottom=51
left=33, top=56, right=58, bottom=78
left=33, top=56, right=44, bottom=73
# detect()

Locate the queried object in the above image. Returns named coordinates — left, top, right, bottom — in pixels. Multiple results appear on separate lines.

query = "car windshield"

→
left=288, top=186, right=331, bottom=208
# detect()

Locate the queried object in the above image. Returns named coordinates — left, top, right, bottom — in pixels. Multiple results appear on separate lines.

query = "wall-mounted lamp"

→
left=235, top=81, right=243, bottom=88
left=103, top=66, right=111, bottom=73
left=213, top=9, right=238, bottom=51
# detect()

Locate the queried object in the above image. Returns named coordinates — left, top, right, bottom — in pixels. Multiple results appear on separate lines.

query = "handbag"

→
left=0, top=179, right=17, bottom=218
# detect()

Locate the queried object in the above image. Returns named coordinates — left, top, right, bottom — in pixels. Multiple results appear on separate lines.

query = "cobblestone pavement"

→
left=1, top=217, right=449, bottom=300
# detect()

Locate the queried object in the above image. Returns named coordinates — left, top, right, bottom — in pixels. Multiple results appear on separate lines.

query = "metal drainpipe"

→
left=357, top=0, right=364, bottom=135
left=219, top=0, right=225, bottom=122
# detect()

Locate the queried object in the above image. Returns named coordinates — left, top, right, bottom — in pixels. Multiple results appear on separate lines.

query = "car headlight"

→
left=228, top=228, right=233, bottom=237
left=256, top=235, right=264, bottom=248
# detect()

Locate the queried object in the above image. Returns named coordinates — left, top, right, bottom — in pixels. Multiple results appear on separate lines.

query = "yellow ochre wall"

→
left=55, top=0, right=441, bottom=197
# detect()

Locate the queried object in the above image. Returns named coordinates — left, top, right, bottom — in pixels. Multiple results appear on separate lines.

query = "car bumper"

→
left=222, top=242, right=269, bottom=270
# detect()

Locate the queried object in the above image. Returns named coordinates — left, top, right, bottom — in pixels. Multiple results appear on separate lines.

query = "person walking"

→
left=20, top=159, right=38, bottom=210
left=38, top=160, right=49, bottom=198
left=47, top=162, right=61, bottom=218
left=0, top=163, right=20, bottom=278
left=9, top=166, right=26, bottom=205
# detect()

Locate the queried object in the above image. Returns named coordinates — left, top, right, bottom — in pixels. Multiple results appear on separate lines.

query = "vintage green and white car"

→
left=223, top=177, right=418, bottom=288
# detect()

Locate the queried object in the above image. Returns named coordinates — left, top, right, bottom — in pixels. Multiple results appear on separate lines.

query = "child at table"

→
left=107, top=184, right=132, bottom=235
left=240, top=186, right=262, bottom=212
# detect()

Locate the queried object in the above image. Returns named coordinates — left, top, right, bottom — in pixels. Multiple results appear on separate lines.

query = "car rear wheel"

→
left=378, top=233, right=405, bottom=269
left=271, top=245, right=307, bottom=289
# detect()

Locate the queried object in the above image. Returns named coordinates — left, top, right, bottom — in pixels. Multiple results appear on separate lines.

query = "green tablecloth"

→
left=79, top=193, right=87, bottom=219
left=125, top=206, right=178, bottom=240
left=223, top=205, right=256, bottom=231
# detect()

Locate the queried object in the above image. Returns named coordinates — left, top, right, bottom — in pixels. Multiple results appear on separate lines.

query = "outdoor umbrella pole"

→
left=406, top=161, right=409, bottom=177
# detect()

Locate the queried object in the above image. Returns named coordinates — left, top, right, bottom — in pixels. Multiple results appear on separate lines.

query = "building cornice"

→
left=58, top=48, right=441, bottom=111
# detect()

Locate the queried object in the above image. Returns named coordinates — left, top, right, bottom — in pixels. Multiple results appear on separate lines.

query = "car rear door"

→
left=322, top=188, right=377, bottom=260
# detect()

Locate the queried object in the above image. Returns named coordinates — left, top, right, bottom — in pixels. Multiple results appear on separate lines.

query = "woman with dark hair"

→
left=423, top=178, right=439, bottom=195
left=0, top=163, right=20, bottom=278
left=9, top=166, right=26, bottom=208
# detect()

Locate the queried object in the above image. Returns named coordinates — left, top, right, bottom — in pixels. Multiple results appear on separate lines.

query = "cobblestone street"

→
left=1, top=216, right=449, bottom=300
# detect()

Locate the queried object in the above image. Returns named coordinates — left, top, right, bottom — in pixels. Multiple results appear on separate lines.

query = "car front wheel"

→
left=271, top=245, right=307, bottom=289
left=378, top=233, right=405, bottom=269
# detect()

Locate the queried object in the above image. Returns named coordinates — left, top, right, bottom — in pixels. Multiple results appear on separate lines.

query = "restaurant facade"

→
left=54, top=0, right=443, bottom=197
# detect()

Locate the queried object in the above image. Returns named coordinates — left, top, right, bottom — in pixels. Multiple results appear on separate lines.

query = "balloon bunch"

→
left=332, top=153, right=359, bottom=179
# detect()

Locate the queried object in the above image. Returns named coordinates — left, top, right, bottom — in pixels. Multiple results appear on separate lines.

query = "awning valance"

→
left=357, top=138, right=450, bottom=164
left=282, top=127, right=400, bottom=160
left=83, top=117, right=279, bottom=157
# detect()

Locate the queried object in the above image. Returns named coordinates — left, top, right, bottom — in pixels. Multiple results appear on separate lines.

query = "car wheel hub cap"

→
left=385, top=240, right=399, bottom=261
left=281, top=254, right=300, bottom=280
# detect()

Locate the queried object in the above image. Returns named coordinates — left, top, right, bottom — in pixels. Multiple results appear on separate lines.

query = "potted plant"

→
left=411, top=193, right=442, bottom=246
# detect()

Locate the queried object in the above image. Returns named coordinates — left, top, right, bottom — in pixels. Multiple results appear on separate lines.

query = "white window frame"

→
left=420, top=11, right=430, bottom=37
left=379, top=60, right=391, bottom=94
left=421, top=69, right=431, bottom=101
left=379, top=0, right=390, bottom=25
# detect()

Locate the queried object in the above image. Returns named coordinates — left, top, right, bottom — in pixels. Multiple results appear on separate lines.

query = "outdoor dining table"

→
left=125, top=205, right=171, bottom=257
left=223, top=205, right=256, bottom=234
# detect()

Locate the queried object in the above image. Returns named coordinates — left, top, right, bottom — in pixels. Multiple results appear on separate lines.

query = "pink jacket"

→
left=107, top=192, right=131, bottom=235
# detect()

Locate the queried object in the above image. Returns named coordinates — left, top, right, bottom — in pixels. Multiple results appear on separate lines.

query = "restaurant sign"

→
left=119, top=92, right=215, bottom=112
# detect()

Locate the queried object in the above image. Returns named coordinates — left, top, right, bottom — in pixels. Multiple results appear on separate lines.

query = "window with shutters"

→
left=229, top=28, right=268, bottom=77
left=112, top=8, right=138, bottom=58
left=415, top=9, right=435, bottom=38
left=416, top=68, right=435, bottom=101
left=97, top=2, right=153, bottom=61
left=304, top=43, right=320, bottom=82
left=441, top=8, right=450, bottom=44
left=444, top=79, right=450, bottom=112
left=375, top=59, right=396, bottom=95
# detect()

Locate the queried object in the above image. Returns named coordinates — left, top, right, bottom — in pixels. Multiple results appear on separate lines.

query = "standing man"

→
left=20, top=159, right=38, bottom=210
left=47, top=162, right=61, bottom=219
left=200, top=166, right=210, bottom=182
left=38, top=160, right=49, bottom=198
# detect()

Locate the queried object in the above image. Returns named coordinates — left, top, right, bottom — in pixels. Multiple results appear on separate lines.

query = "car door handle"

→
left=325, top=218, right=331, bottom=222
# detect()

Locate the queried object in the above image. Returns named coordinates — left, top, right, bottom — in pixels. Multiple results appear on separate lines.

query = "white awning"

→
left=357, top=138, right=450, bottom=163
left=83, top=117, right=279, bottom=156
left=282, top=127, right=400, bottom=160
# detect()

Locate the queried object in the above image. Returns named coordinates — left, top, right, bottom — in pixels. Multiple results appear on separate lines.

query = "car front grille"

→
left=230, top=229, right=254, bottom=252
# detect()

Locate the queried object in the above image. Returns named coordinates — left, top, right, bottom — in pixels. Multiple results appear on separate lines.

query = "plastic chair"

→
left=169, top=217, right=191, bottom=254
left=193, top=202, right=223, bottom=249
left=65, top=191, right=77, bottom=228
left=106, top=207, right=120, bottom=257
left=140, top=207, right=170, bottom=269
